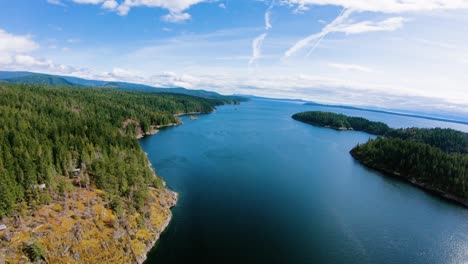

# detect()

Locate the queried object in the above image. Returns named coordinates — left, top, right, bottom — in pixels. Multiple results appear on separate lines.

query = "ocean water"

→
left=141, top=99, right=468, bottom=264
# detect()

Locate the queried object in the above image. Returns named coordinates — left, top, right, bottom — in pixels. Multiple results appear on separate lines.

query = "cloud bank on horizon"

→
left=1, top=0, right=468, bottom=116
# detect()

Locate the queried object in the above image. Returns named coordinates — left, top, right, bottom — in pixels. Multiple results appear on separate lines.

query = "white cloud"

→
left=0, top=29, right=39, bottom=54
left=0, top=28, right=91, bottom=76
left=68, top=0, right=209, bottom=22
left=161, top=12, right=191, bottom=22
left=218, top=3, right=226, bottom=9
left=249, top=33, right=267, bottom=65
left=283, top=0, right=468, bottom=13
left=328, top=63, right=374, bottom=72
left=118, top=0, right=208, bottom=13
left=102, top=0, right=118, bottom=10
left=14, top=55, right=50, bottom=67
left=116, top=4, right=130, bottom=15
left=105, top=67, right=144, bottom=82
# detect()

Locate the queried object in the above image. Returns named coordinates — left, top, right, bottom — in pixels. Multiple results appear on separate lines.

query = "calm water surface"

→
left=141, top=99, right=468, bottom=264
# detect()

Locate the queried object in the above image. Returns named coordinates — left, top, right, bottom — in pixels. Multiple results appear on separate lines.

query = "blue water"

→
left=141, top=99, right=468, bottom=264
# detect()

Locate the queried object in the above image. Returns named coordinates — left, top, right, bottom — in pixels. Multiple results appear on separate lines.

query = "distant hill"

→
left=0, top=71, right=34, bottom=79
left=4, top=74, right=76, bottom=86
left=61, top=76, right=108, bottom=86
left=0, top=71, right=248, bottom=102
left=96, top=81, right=247, bottom=102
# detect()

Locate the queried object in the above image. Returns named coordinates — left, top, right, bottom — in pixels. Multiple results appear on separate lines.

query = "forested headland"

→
left=292, top=111, right=391, bottom=135
left=292, top=111, right=468, bottom=206
left=0, top=83, right=239, bottom=262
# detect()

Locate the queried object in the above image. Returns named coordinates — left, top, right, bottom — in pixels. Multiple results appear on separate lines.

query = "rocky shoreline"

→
left=135, top=118, right=185, bottom=263
left=136, top=111, right=208, bottom=139
left=135, top=110, right=215, bottom=262
left=136, top=190, right=178, bottom=264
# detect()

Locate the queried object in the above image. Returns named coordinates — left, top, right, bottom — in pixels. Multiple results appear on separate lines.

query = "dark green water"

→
left=141, top=99, right=468, bottom=264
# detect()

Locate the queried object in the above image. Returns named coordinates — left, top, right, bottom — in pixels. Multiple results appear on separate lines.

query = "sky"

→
left=1, top=0, right=468, bottom=117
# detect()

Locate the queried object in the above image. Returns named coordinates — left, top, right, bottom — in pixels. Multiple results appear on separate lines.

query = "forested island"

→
left=292, top=111, right=391, bottom=135
left=0, top=83, right=241, bottom=263
left=293, top=111, right=468, bottom=207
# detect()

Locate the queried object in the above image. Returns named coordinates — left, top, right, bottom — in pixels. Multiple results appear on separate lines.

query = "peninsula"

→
left=0, top=83, right=244, bottom=263
left=293, top=111, right=468, bottom=207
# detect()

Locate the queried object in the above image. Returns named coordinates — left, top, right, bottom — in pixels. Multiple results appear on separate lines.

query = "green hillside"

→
left=0, top=83, right=225, bottom=217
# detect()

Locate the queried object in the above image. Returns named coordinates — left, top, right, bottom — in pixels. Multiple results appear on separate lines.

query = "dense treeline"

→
left=351, top=138, right=467, bottom=202
left=386, top=128, right=468, bottom=154
left=292, top=111, right=468, bottom=205
left=292, top=111, right=468, bottom=153
left=292, top=111, right=391, bottom=135
left=0, top=83, right=226, bottom=217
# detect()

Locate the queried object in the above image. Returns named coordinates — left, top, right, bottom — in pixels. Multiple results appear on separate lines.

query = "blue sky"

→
left=1, top=0, right=468, bottom=117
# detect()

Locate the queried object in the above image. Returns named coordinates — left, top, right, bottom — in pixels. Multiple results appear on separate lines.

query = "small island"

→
left=293, top=111, right=468, bottom=207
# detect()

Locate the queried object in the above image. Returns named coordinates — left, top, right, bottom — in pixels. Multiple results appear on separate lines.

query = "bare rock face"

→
left=71, top=222, right=83, bottom=240
left=0, top=186, right=177, bottom=263
left=1, top=229, right=12, bottom=242
left=168, top=191, right=178, bottom=208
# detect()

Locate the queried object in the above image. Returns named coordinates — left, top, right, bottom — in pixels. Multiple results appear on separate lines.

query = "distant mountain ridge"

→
left=0, top=71, right=248, bottom=102
left=239, top=95, right=467, bottom=126
left=5, top=74, right=77, bottom=86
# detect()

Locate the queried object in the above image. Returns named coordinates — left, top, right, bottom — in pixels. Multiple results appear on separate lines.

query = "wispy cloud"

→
left=283, top=0, right=468, bottom=58
left=284, top=10, right=406, bottom=58
left=265, top=11, right=272, bottom=30
left=265, top=0, right=275, bottom=30
left=249, top=1, right=275, bottom=65
left=334, top=17, right=406, bottom=34
left=249, top=33, right=267, bottom=65
left=284, top=8, right=352, bottom=58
